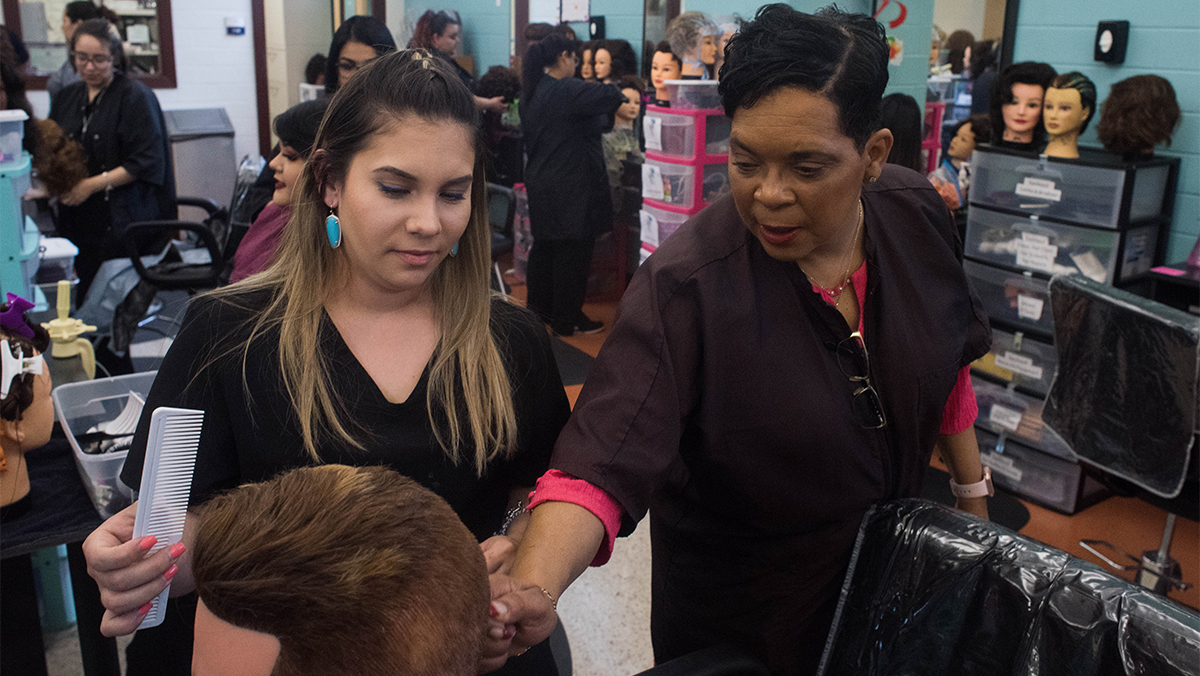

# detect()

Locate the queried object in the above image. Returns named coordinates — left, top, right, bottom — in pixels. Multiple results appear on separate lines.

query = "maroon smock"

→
left=550, top=165, right=991, bottom=675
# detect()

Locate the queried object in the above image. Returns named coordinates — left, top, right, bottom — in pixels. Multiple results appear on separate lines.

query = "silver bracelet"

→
left=499, top=501, right=527, bottom=536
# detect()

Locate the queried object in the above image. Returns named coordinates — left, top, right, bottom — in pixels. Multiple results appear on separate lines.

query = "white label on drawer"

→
left=1016, top=294, right=1044, bottom=321
left=1014, top=177, right=1062, bottom=202
left=994, top=351, right=1044, bottom=380
left=1015, top=234, right=1058, bottom=273
left=643, top=116, right=663, bottom=151
left=1070, top=251, right=1108, bottom=283
left=642, top=164, right=664, bottom=200
left=639, top=210, right=660, bottom=247
left=989, top=403, right=1023, bottom=431
left=982, top=452, right=1024, bottom=482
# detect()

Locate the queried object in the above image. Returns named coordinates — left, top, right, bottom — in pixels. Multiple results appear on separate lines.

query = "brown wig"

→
left=33, top=119, right=88, bottom=198
left=1097, top=74, right=1181, bottom=159
left=944, top=29, right=974, bottom=75
left=192, top=465, right=488, bottom=676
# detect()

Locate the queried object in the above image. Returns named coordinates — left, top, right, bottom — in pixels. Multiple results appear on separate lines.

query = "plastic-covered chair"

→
left=1043, top=274, right=1199, bottom=594
left=819, top=499, right=1200, bottom=676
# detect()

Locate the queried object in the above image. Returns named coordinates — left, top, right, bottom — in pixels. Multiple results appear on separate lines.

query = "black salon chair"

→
left=819, top=499, right=1200, bottom=676
left=487, top=182, right=517, bottom=297
left=1042, top=274, right=1199, bottom=594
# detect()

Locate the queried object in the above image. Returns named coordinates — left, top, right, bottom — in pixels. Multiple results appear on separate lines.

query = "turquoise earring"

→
left=325, top=209, right=341, bottom=248
left=450, top=241, right=459, bottom=257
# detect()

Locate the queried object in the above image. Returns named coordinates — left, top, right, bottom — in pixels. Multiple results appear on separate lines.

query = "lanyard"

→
left=81, top=84, right=109, bottom=136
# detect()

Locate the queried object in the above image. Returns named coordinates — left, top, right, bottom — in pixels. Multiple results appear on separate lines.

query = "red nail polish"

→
left=138, top=602, right=153, bottom=615
left=169, top=542, right=186, bottom=558
left=139, top=536, right=157, bottom=551
left=164, top=565, right=178, bottom=581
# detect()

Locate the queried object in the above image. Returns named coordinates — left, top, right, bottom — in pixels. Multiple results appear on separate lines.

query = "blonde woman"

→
left=82, top=51, right=568, bottom=676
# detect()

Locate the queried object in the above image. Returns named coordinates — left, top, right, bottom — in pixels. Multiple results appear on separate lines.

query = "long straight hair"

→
left=210, top=50, right=516, bottom=474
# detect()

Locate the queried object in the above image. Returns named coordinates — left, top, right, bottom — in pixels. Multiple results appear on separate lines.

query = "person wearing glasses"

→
left=483, top=6, right=992, bottom=676
left=323, top=15, right=396, bottom=95
left=49, top=18, right=172, bottom=297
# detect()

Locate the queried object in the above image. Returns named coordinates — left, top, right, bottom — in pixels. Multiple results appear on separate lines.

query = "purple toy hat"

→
left=0, top=294, right=35, bottom=341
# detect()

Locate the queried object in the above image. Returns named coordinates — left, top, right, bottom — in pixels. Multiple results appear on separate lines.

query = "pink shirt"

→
left=229, top=203, right=290, bottom=283
left=529, top=260, right=979, bottom=564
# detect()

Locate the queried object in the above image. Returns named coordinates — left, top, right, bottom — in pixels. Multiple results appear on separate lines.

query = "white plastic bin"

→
left=0, top=109, right=27, bottom=165
left=642, top=158, right=695, bottom=208
left=52, top=371, right=158, bottom=518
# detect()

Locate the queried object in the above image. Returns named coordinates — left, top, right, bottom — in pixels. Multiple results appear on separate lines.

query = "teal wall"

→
left=420, top=0, right=514, bottom=77
left=1013, top=0, right=1200, bottom=262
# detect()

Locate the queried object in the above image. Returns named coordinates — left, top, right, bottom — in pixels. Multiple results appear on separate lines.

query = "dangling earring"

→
left=450, top=241, right=459, bottom=257
left=325, top=208, right=341, bottom=248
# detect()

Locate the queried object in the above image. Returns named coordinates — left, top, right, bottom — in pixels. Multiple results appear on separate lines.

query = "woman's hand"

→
left=82, top=501, right=188, bottom=636
left=480, top=535, right=518, bottom=576
left=60, top=176, right=100, bottom=206
left=477, top=95, right=506, bottom=113
left=479, top=573, right=559, bottom=674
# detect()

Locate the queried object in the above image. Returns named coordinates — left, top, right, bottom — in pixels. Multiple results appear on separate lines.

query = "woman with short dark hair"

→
left=49, top=18, right=173, bottom=296
left=486, top=6, right=992, bottom=674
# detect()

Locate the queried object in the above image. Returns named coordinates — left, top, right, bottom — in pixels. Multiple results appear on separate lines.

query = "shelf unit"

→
left=965, top=144, right=1180, bottom=513
left=638, top=104, right=729, bottom=264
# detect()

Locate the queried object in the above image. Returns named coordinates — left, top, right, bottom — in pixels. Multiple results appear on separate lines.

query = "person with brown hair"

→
left=409, top=9, right=505, bottom=112
left=82, top=50, right=568, bottom=676
left=190, top=465, right=489, bottom=676
left=1097, top=74, right=1182, bottom=160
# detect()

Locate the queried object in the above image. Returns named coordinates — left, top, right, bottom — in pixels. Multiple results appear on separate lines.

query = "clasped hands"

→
left=478, top=536, right=559, bottom=674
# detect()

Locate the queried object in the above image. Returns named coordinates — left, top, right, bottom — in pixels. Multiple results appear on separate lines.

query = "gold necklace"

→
left=801, top=200, right=863, bottom=299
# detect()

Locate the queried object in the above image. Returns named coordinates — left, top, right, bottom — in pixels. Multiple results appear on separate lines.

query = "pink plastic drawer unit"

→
left=643, top=105, right=731, bottom=163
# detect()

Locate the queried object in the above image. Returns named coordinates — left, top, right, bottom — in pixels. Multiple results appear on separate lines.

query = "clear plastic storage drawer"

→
left=970, top=148, right=1169, bottom=229
left=644, top=111, right=695, bottom=159
left=971, top=328, right=1057, bottom=397
left=639, top=203, right=690, bottom=248
left=964, top=260, right=1054, bottom=336
left=972, top=374, right=1073, bottom=460
left=965, top=207, right=1122, bottom=283
left=976, top=428, right=1102, bottom=514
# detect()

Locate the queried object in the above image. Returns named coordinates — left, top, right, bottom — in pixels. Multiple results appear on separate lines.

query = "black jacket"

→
left=520, top=75, right=625, bottom=240
left=49, top=72, right=175, bottom=236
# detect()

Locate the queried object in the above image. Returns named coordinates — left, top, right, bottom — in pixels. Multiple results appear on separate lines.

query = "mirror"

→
left=3, top=0, right=176, bottom=89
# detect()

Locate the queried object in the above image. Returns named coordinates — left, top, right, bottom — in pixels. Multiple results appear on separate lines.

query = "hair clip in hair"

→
left=0, top=294, right=35, bottom=341
left=1, top=339, right=42, bottom=399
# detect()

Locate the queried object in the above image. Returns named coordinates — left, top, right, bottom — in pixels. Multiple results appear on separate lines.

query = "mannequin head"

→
left=714, top=21, right=738, bottom=78
left=947, top=114, right=992, bottom=162
left=967, top=40, right=995, bottom=80
left=1097, top=74, right=1182, bottom=159
left=880, top=93, right=923, bottom=173
left=1, top=294, right=52, bottom=510
left=616, top=75, right=644, bottom=126
left=578, top=41, right=595, bottom=80
left=192, top=465, right=488, bottom=676
left=944, top=30, right=974, bottom=75
left=650, top=41, right=682, bottom=102
left=594, top=40, right=636, bottom=84
left=990, top=61, right=1056, bottom=147
left=666, top=11, right=719, bottom=78
left=1042, top=71, right=1096, bottom=158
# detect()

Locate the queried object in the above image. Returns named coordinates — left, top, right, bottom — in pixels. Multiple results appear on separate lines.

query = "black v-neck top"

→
left=120, top=290, right=569, bottom=540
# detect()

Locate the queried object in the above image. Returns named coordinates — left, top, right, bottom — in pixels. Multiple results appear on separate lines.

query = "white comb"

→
left=132, top=407, right=204, bottom=630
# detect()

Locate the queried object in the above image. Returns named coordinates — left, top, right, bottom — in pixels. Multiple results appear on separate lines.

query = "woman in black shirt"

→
left=49, top=19, right=172, bottom=296
left=520, top=34, right=626, bottom=335
left=82, top=51, right=568, bottom=676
